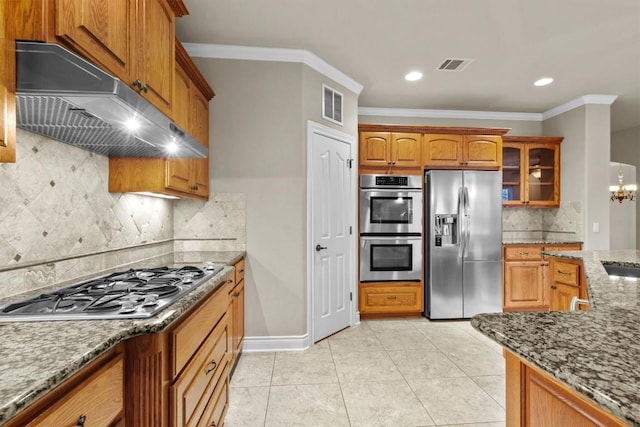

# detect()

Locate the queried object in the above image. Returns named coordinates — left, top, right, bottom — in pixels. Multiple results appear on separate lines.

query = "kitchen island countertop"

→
left=0, top=250, right=245, bottom=424
left=501, top=238, right=583, bottom=245
left=473, top=250, right=640, bottom=426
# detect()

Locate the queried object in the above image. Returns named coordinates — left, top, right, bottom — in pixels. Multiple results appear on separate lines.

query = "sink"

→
left=602, top=264, right=640, bottom=278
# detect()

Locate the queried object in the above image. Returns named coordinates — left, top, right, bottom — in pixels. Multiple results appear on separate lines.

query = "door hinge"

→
left=347, top=158, right=354, bottom=168
left=349, top=226, right=353, bottom=235
left=350, top=292, right=353, bottom=301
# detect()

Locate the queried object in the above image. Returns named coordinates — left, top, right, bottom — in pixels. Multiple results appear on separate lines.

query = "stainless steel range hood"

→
left=15, top=41, right=207, bottom=158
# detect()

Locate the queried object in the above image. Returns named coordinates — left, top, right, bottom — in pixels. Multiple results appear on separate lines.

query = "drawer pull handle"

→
left=520, top=252, right=529, bottom=256
left=557, top=270, right=572, bottom=275
left=239, top=269, right=245, bottom=273
left=76, top=415, right=87, bottom=427
left=234, top=291, right=240, bottom=297
left=205, top=360, right=217, bottom=375
left=551, top=285, right=557, bottom=290
left=387, top=296, right=397, bottom=300
left=211, top=422, right=217, bottom=427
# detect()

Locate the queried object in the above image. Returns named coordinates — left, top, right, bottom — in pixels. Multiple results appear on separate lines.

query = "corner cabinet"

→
left=502, top=136, right=563, bottom=207
left=0, top=0, right=16, bottom=163
left=548, top=257, right=586, bottom=311
left=108, top=39, right=214, bottom=199
left=503, top=243, right=581, bottom=312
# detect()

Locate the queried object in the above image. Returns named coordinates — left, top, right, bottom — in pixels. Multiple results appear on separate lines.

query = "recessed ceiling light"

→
left=534, top=77, right=554, bottom=87
left=405, top=71, right=423, bottom=81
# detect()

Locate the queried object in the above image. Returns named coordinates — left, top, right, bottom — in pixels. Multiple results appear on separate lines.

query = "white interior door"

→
left=309, top=122, right=354, bottom=342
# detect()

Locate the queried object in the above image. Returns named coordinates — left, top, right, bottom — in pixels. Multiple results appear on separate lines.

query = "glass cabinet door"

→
left=502, top=144, right=523, bottom=204
left=526, top=144, right=558, bottom=204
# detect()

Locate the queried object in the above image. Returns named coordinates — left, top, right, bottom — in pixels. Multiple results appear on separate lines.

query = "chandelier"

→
left=610, top=165, right=637, bottom=203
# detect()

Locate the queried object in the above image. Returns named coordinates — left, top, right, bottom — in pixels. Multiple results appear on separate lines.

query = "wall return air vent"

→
left=436, top=58, right=474, bottom=72
left=322, top=84, right=343, bottom=125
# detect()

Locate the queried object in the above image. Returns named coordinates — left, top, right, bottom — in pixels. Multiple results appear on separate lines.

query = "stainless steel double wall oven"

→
left=359, top=174, right=423, bottom=282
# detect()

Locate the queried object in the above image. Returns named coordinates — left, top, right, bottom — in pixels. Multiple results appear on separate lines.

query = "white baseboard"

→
left=241, top=334, right=312, bottom=352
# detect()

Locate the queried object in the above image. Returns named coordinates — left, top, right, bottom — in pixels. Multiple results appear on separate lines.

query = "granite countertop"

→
left=0, top=250, right=245, bottom=425
left=502, top=238, right=583, bottom=245
left=473, top=250, right=640, bottom=426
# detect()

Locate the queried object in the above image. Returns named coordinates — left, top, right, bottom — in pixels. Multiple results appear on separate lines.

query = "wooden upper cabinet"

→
left=360, top=132, right=391, bottom=167
left=391, top=133, right=421, bottom=167
left=136, top=0, right=175, bottom=116
left=359, top=131, right=421, bottom=168
left=423, top=134, right=501, bottom=168
left=464, top=135, right=502, bottom=168
left=21, top=0, right=175, bottom=115
left=502, top=136, right=562, bottom=207
left=1, top=0, right=16, bottom=163
left=423, top=134, right=462, bottom=166
left=55, top=0, right=135, bottom=84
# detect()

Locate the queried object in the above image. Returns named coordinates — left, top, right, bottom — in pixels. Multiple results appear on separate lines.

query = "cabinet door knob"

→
left=76, top=415, right=87, bottom=426
left=551, top=285, right=557, bottom=290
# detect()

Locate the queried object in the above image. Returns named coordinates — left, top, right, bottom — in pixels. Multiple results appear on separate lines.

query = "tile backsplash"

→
left=0, top=130, right=246, bottom=299
left=502, top=201, right=583, bottom=241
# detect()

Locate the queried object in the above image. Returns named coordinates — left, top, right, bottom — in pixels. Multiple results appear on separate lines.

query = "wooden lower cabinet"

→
left=503, top=243, right=582, bottom=312
left=228, top=257, right=246, bottom=368
left=359, top=282, right=423, bottom=316
left=505, top=351, right=626, bottom=426
left=548, top=257, right=585, bottom=311
left=5, top=346, right=125, bottom=427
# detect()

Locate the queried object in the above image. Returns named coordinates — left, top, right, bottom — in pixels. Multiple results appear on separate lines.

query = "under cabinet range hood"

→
left=15, top=41, right=207, bottom=158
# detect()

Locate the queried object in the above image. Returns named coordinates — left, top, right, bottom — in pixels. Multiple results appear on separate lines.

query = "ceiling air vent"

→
left=436, top=58, right=474, bottom=72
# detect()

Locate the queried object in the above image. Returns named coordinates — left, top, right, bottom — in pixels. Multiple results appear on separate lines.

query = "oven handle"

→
left=360, top=235, right=422, bottom=241
left=360, top=188, right=422, bottom=193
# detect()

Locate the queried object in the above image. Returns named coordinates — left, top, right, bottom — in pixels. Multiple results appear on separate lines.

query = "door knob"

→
left=315, top=244, right=327, bottom=252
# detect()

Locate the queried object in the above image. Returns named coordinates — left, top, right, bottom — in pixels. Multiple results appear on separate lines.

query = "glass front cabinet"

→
left=502, top=136, right=562, bottom=207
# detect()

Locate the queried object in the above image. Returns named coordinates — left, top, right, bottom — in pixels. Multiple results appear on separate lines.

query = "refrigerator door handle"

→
left=457, top=186, right=463, bottom=258
left=463, top=186, right=471, bottom=258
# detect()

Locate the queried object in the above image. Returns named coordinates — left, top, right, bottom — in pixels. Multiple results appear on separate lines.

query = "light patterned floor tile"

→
left=271, top=351, right=338, bottom=385
left=387, top=348, right=467, bottom=379
left=373, top=329, right=438, bottom=351
left=333, top=350, right=403, bottom=383
left=230, top=353, right=275, bottom=387
left=341, top=380, right=435, bottom=426
left=328, top=329, right=384, bottom=353
left=224, top=386, right=269, bottom=427
left=408, top=376, right=505, bottom=425
left=265, top=383, right=350, bottom=427
left=471, top=375, right=506, bottom=408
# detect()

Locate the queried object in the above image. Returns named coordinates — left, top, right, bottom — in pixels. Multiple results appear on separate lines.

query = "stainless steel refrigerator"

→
left=424, top=170, right=502, bottom=319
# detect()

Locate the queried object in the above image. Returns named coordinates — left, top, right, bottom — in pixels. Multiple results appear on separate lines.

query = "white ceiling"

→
left=175, top=0, right=640, bottom=132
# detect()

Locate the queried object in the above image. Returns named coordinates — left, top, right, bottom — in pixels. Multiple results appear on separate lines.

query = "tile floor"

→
left=225, top=318, right=506, bottom=427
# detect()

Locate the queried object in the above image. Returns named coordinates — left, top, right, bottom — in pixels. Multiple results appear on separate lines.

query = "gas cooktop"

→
left=0, top=265, right=223, bottom=322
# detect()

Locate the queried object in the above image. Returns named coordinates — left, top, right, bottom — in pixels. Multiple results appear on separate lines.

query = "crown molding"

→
left=542, top=94, right=618, bottom=121
left=358, top=107, right=542, bottom=121
left=359, top=94, right=618, bottom=123
left=182, top=43, right=364, bottom=95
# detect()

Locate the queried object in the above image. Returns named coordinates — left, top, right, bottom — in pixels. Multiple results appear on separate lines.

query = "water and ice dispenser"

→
left=434, top=214, right=457, bottom=246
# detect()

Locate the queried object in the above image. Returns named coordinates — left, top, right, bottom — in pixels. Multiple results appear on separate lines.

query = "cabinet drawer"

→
left=359, top=283, right=423, bottom=313
left=234, top=258, right=245, bottom=284
left=171, top=311, right=230, bottom=427
left=543, top=244, right=582, bottom=252
left=171, top=274, right=233, bottom=377
left=28, top=355, right=124, bottom=427
left=199, top=371, right=229, bottom=427
left=504, top=245, right=543, bottom=261
left=552, top=261, right=579, bottom=285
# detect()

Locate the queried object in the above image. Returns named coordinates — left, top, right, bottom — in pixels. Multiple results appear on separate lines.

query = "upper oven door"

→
left=360, top=188, right=423, bottom=234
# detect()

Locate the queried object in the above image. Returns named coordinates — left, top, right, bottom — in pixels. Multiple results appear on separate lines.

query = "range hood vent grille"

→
left=15, top=41, right=207, bottom=158
left=436, top=58, right=474, bottom=72
left=18, top=95, right=167, bottom=157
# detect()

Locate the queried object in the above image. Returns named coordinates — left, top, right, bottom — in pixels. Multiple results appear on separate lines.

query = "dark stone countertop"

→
left=473, top=250, right=640, bottom=426
left=0, top=250, right=245, bottom=425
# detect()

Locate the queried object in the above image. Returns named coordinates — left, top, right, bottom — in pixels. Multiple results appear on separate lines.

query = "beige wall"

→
left=543, top=105, right=612, bottom=250
left=193, top=58, right=358, bottom=338
left=357, top=115, right=542, bottom=135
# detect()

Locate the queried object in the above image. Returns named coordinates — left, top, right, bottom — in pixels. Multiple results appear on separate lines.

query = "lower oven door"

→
left=360, top=235, right=422, bottom=282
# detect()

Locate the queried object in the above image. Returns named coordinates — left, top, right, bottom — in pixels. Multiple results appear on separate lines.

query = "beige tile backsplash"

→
left=0, top=130, right=246, bottom=300
left=502, top=201, right=583, bottom=241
